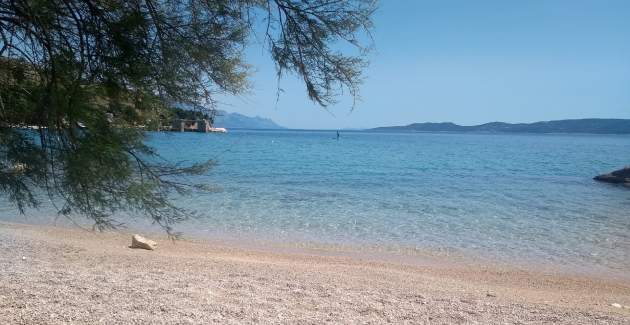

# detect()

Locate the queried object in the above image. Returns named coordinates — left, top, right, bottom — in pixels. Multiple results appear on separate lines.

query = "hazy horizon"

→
left=230, top=115, right=630, bottom=131
left=218, top=0, right=630, bottom=130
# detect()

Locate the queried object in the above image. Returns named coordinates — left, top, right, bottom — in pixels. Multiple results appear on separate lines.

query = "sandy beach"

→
left=1, top=222, right=629, bottom=324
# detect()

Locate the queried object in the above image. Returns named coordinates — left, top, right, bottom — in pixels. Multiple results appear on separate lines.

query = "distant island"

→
left=370, top=119, right=630, bottom=134
left=213, top=110, right=285, bottom=129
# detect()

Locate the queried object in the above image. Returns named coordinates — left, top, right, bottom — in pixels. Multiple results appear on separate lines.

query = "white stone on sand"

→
left=131, top=234, right=157, bottom=250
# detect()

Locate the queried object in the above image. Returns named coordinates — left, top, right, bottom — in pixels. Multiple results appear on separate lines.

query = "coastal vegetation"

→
left=0, top=0, right=376, bottom=233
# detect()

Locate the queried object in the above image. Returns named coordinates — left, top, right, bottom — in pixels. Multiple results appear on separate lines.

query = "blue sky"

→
left=220, top=0, right=630, bottom=129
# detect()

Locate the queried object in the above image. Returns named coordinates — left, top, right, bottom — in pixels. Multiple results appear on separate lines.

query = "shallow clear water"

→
left=2, top=130, right=630, bottom=275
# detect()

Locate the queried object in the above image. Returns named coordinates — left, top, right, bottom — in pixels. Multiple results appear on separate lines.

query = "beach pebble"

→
left=131, top=234, right=157, bottom=250
left=611, top=303, right=622, bottom=308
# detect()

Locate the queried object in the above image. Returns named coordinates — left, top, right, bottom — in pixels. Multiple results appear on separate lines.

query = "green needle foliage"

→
left=0, top=0, right=375, bottom=234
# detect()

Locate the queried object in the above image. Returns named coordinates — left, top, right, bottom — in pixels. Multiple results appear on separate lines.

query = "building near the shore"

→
left=170, top=119, right=226, bottom=133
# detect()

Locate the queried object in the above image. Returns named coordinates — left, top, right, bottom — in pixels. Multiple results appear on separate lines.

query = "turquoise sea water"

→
left=2, top=130, right=630, bottom=275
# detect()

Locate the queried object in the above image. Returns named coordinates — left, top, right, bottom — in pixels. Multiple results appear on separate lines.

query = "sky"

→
left=220, top=0, right=630, bottom=130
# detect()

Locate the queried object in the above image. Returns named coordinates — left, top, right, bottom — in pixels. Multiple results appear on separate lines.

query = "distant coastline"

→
left=370, top=118, right=630, bottom=134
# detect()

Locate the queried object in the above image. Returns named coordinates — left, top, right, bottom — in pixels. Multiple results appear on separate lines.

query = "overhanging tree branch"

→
left=0, top=0, right=376, bottom=234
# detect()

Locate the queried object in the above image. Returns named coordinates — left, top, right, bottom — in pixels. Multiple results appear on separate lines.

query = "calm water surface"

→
left=2, top=130, right=630, bottom=276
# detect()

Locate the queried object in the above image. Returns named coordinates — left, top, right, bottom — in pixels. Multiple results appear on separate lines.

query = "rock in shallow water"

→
left=131, top=234, right=157, bottom=250
left=594, top=167, right=630, bottom=186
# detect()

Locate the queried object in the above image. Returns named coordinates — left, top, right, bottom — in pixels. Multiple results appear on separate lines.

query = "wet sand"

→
left=1, top=222, right=629, bottom=324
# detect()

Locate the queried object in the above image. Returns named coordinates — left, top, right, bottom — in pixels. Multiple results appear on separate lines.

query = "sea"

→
left=2, top=129, right=630, bottom=277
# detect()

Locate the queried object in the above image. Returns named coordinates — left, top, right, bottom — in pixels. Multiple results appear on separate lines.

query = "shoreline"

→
left=10, top=215, right=628, bottom=282
left=2, top=221, right=630, bottom=324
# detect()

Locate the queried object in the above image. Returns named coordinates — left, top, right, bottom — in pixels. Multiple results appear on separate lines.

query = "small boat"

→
left=208, top=127, right=227, bottom=133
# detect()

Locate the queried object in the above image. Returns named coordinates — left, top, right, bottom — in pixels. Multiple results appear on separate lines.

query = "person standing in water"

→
left=336, top=130, right=340, bottom=140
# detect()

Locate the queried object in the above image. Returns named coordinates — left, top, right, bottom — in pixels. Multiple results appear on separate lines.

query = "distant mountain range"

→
left=213, top=110, right=285, bottom=129
left=370, top=119, right=630, bottom=134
